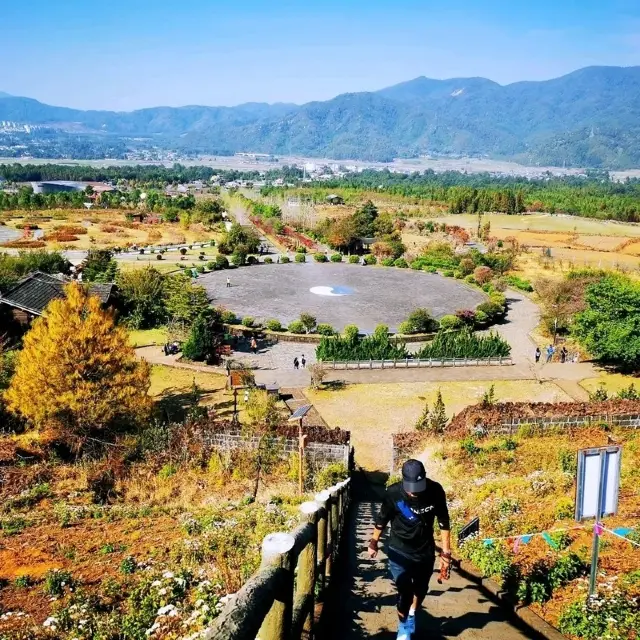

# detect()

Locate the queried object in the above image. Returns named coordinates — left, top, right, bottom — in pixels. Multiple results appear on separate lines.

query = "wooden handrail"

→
left=206, top=478, right=351, bottom=640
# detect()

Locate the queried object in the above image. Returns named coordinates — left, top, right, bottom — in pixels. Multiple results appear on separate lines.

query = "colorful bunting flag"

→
left=542, top=532, right=559, bottom=549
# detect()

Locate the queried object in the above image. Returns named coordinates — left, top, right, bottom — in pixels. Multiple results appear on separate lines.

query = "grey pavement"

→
left=201, top=263, right=486, bottom=334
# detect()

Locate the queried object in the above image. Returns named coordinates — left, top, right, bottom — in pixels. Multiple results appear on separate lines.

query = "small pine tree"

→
left=429, top=389, right=448, bottom=434
left=416, top=402, right=430, bottom=431
left=481, top=384, right=497, bottom=406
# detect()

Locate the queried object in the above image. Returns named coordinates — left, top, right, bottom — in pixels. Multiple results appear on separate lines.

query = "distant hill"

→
left=2, top=66, right=640, bottom=168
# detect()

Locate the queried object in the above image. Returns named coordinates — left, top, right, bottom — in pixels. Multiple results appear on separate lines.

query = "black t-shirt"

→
left=375, top=480, right=450, bottom=562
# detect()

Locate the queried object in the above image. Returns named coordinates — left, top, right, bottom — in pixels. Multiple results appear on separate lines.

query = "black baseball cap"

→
left=402, top=459, right=427, bottom=493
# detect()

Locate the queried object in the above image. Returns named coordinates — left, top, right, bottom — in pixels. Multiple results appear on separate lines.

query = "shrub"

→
left=220, top=309, right=237, bottom=324
left=288, top=320, right=305, bottom=334
left=465, top=274, right=476, bottom=284
left=231, top=252, right=246, bottom=266
left=264, top=257, right=273, bottom=264
left=459, top=257, right=475, bottom=276
left=207, top=261, right=216, bottom=270
left=330, top=253, right=342, bottom=263
left=120, top=555, right=137, bottom=575
left=299, top=312, right=317, bottom=333
left=179, top=248, right=187, bottom=256
left=381, top=257, right=395, bottom=267
left=454, top=271, right=463, bottom=279
left=443, top=269, right=455, bottom=277
left=280, top=255, right=290, bottom=263
left=43, top=569, right=74, bottom=596
left=455, top=309, right=476, bottom=326
left=156, top=253, right=163, bottom=260
left=215, top=254, right=229, bottom=269
left=316, top=326, right=408, bottom=361
left=196, top=265, right=205, bottom=273
left=474, top=266, right=494, bottom=284
left=158, top=463, right=177, bottom=479
left=314, top=462, right=349, bottom=491
left=439, top=314, right=462, bottom=330
left=476, top=301, right=504, bottom=321
left=314, top=253, right=328, bottom=262
left=363, top=254, right=377, bottom=265
left=265, top=319, right=283, bottom=331
left=394, top=257, right=408, bottom=268
left=296, top=246, right=307, bottom=254
left=348, top=255, right=360, bottom=264
left=295, top=253, right=306, bottom=263
left=424, top=265, right=438, bottom=273
left=475, top=310, right=489, bottom=325
left=316, top=323, right=335, bottom=336
left=247, top=255, right=259, bottom=265
left=405, top=308, right=438, bottom=333
left=397, top=321, right=413, bottom=335
left=242, top=316, right=255, bottom=328
left=505, top=274, right=534, bottom=292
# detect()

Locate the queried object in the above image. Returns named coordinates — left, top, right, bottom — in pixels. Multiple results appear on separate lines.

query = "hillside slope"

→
left=2, top=66, right=640, bottom=167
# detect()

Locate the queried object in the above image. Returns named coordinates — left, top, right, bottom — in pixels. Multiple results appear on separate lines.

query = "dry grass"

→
left=307, top=380, right=571, bottom=470
left=579, top=373, right=640, bottom=396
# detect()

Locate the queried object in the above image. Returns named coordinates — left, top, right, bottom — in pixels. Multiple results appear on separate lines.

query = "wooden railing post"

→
left=314, top=489, right=330, bottom=595
left=258, top=532, right=295, bottom=640
left=297, top=501, right=320, bottom=637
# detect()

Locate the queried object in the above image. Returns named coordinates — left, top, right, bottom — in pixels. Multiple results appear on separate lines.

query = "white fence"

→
left=320, top=356, right=514, bottom=370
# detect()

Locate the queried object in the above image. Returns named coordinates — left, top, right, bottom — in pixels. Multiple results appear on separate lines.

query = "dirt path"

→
left=321, top=475, right=536, bottom=640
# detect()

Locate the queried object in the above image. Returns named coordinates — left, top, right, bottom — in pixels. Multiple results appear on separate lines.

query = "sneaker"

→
left=396, top=619, right=410, bottom=640
left=406, top=613, right=416, bottom=636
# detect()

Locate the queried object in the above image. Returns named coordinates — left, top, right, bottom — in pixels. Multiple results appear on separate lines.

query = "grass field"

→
left=307, top=379, right=571, bottom=470
left=579, top=372, right=640, bottom=397
left=128, top=327, right=168, bottom=347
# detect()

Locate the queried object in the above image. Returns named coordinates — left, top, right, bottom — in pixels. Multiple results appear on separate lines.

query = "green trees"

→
left=416, top=328, right=511, bottom=359
left=572, top=274, right=640, bottom=368
left=163, top=274, right=210, bottom=326
left=316, top=324, right=408, bottom=361
left=416, top=390, right=448, bottom=433
left=0, top=250, right=71, bottom=293
left=181, top=309, right=225, bottom=364
left=217, top=223, right=260, bottom=257
left=403, top=308, right=438, bottom=334
left=82, top=250, right=118, bottom=283
left=116, top=267, right=166, bottom=329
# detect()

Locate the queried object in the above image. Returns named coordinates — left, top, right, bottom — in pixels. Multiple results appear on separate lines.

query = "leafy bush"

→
left=264, top=257, right=273, bottom=264
left=424, top=265, right=438, bottom=273
left=299, top=312, right=317, bottom=333
left=43, top=569, right=74, bottom=596
left=241, top=316, right=255, bottom=328
left=439, top=314, right=462, bottom=330
left=215, top=254, right=229, bottom=269
left=265, top=319, right=283, bottom=332
left=363, top=254, right=377, bottom=265
left=475, top=310, right=489, bottom=324
left=505, top=274, right=534, bottom=292
left=231, top=252, right=246, bottom=266
left=330, top=253, right=342, bottom=262
left=247, top=255, right=259, bottom=265
left=220, top=309, right=237, bottom=324
left=196, top=265, right=205, bottom=274
left=313, top=462, right=349, bottom=491
left=316, top=323, right=335, bottom=336
left=443, top=269, right=455, bottom=277
left=280, top=255, right=290, bottom=263
left=120, top=555, right=137, bottom=575
left=348, top=255, right=360, bottom=264
left=381, top=257, right=395, bottom=267
left=416, top=328, right=511, bottom=359
left=288, top=320, right=305, bottom=334
left=295, top=253, right=306, bottom=263
left=394, top=257, right=408, bottom=268
left=397, top=321, right=413, bottom=335
left=459, top=538, right=512, bottom=581
left=206, top=261, right=216, bottom=270
left=459, top=257, right=475, bottom=275
left=476, top=301, right=505, bottom=321
left=314, top=253, right=328, bottom=262
left=402, top=308, right=438, bottom=334
left=296, top=246, right=307, bottom=254
left=464, top=274, right=476, bottom=284
left=474, top=266, right=494, bottom=284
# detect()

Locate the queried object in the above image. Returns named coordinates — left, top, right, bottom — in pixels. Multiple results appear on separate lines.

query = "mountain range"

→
left=2, top=66, right=640, bottom=168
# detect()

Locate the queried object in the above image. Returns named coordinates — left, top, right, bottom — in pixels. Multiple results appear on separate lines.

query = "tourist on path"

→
left=293, top=357, right=299, bottom=370
left=560, top=346, right=568, bottom=363
left=226, top=276, right=231, bottom=288
left=301, top=354, right=306, bottom=368
left=368, top=459, right=451, bottom=640
left=535, top=347, right=541, bottom=363
left=546, top=344, right=555, bottom=363
left=250, top=337, right=258, bottom=355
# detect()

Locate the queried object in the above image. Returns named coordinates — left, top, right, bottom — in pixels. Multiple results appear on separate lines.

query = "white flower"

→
left=43, top=616, right=58, bottom=628
left=151, top=580, right=162, bottom=587
left=158, top=588, right=167, bottom=596
left=162, top=571, right=174, bottom=579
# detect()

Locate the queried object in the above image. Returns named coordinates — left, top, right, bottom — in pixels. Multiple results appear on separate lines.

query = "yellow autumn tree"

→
left=5, top=283, right=151, bottom=449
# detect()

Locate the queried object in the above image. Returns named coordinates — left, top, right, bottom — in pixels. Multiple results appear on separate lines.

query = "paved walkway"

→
left=321, top=476, right=536, bottom=640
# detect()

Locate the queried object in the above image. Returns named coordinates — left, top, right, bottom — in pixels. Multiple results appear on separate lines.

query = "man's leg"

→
left=389, top=558, right=413, bottom=621
left=406, top=556, right=435, bottom=634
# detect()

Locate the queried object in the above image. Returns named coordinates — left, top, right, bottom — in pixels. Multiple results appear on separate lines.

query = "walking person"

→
left=301, top=354, right=306, bottom=369
left=226, top=276, right=231, bottom=288
left=560, top=346, right=568, bottom=363
left=546, top=344, right=555, bottom=363
left=368, top=459, right=451, bottom=640
left=535, top=347, right=541, bottom=363
left=250, top=337, right=258, bottom=355
left=293, top=357, right=299, bottom=370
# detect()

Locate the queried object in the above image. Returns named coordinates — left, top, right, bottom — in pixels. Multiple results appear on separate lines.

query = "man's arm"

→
left=368, top=493, right=393, bottom=558
left=436, top=486, right=452, bottom=579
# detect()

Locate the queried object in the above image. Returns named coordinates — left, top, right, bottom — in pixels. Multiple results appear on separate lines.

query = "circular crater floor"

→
left=200, top=262, right=486, bottom=333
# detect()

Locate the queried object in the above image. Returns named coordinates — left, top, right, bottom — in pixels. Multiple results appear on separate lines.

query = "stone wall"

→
left=206, top=428, right=351, bottom=468
left=493, top=412, right=640, bottom=435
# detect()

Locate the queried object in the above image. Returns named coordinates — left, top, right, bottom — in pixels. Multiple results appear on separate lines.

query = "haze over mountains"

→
left=2, top=66, right=640, bottom=168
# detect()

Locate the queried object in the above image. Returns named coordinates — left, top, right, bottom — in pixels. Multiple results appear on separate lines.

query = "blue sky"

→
left=1, top=0, right=639, bottom=110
